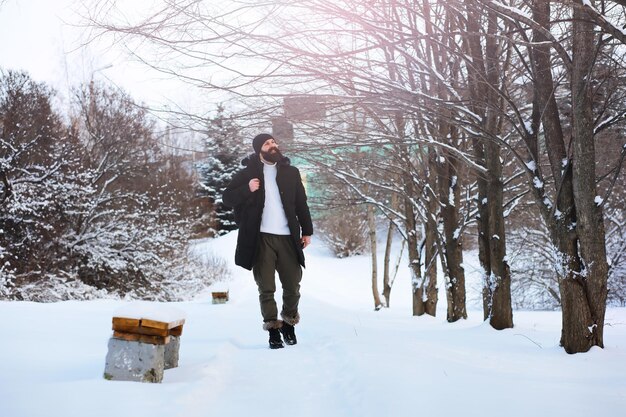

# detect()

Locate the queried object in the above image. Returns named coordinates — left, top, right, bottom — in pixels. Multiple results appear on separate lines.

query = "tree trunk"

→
left=569, top=2, right=608, bottom=351
left=485, top=140, right=513, bottom=329
left=405, top=192, right=424, bottom=316
left=530, top=0, right=608, bottom=352
left=463, top=0, right=492, bottom=322
left=382, top=189, right=400, bottom=308
left=424, top=151, right=439, bottom=316
left=437, top=149, right=467, bottom=322
left=382, top=218, right=394, bottom=308
left=470, top=140, right=493, bottom=322
left=424, top=208, right=438, bottom=316
left=463, top=1, right=513, bottom=329
left=484, top=9, right=513, bottom=329
left=367, top=204, right=383, bottom=311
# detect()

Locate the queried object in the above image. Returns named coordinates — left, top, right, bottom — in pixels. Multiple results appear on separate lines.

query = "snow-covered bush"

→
left=0, top=71, right=217, bottom=301
left=507, top=227, right=561, bottom=310
left=316, top=206, right=368, bottom=258
left=157, top=249, right=231, bottom=301
left=606, top=207, right=626, bottom=306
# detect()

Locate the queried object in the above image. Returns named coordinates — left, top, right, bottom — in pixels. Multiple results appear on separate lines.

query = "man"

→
left=223, top=133, right=313, bottom=349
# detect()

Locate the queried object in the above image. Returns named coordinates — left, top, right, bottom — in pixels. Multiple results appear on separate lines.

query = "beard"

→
left=261, top=147, right=284, bottom=163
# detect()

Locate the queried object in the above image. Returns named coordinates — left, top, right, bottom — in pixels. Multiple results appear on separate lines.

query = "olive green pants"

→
left=253, top=233, right=302, bottom=324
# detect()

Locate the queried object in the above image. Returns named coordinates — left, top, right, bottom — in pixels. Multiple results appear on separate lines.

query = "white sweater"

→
left=260, top=161, right=290, bottom=235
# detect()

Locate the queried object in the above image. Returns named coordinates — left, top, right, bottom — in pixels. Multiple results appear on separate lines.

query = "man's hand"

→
left=301, top=235, right=312, bottom=249
left=249, top=178, right=260, bottom=192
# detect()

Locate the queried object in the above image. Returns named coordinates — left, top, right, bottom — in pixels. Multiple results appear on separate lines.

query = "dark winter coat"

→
left=222, top=153, right=313, bottom=270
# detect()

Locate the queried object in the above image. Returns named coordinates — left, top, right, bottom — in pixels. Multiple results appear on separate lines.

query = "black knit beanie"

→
left=252, top=133, right=274, bottom=154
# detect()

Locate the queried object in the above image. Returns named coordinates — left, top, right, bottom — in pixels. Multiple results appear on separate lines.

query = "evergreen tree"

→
left=197, top=105, right=246, bottom=235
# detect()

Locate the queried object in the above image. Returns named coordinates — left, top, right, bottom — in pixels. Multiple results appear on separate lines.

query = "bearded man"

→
left=223, top=133, right=313, bottom=349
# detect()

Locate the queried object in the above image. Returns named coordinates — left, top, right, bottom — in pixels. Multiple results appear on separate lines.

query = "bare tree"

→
left=459, top=0, right=514, bottom=329
left=452, top=0, right=626, bottom=352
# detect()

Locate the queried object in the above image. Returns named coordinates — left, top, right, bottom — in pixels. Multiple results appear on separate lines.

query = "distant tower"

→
left=271, top=116, right=294, bottom=142
left=283, top=95, right=326, bottom=121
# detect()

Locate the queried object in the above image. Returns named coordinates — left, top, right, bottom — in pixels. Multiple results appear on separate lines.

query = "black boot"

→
left=280, top=322, right=297, bottom=345
left=268, top=328, right=284, bottom=349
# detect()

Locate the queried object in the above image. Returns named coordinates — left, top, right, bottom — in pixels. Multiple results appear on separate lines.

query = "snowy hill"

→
left=1, top=232, right=625, bottom=417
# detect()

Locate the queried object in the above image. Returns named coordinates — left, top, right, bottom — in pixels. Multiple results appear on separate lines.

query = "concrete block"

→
left=103, top=337, right=165, bottom=383
left=164, top=336, right=180, bottom=369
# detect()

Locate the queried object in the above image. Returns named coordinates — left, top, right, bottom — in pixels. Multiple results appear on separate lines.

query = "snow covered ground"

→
left=1, top=232, right=625, bottom=417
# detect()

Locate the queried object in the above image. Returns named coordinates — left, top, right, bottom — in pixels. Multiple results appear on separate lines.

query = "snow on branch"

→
left=479, top=0, right=573, bottom=72
left=575, top=0, right=626, bottom=45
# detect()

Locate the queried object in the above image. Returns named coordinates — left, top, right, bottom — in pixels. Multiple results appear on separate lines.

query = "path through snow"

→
left=1, top=232, right=625, bottom=417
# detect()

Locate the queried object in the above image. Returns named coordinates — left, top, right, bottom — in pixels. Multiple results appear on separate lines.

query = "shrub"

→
left=316, top=206, right=368, bottom=258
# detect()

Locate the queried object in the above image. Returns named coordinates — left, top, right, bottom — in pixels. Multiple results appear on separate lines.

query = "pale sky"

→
left=0, top=0, right=75, bottom=90
left=0, top=0, right=206, bottom=113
